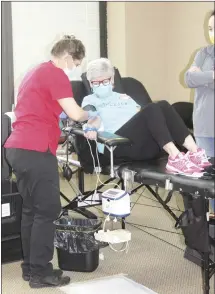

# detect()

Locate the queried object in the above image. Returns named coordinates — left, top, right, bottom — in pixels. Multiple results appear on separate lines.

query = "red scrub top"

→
left=4, top=61, right=73, bottom=155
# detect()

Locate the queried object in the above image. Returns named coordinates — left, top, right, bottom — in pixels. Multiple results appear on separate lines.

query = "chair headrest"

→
left=70, top=80, right=87, bottom=106
left=81, top=67, right=125, bottom=95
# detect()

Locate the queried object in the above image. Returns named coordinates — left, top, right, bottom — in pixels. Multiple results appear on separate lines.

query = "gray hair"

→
left=86, top=58, right=114, bottom=81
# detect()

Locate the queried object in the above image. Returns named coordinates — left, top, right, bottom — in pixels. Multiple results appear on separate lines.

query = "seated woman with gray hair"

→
left=81, top=58, right=211, bottom=176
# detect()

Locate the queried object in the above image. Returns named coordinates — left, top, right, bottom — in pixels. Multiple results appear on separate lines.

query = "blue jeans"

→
left=195, top=136, right=215, bottom=212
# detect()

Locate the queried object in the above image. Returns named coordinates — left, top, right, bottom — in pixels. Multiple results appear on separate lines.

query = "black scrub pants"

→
left=6, top=148, right=61, bottom=277
left=107, top=100, right=191, bottom=161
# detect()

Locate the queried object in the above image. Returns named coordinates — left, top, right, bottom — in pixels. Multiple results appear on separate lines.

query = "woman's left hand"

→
left=84, top=130, right=97, bottom=140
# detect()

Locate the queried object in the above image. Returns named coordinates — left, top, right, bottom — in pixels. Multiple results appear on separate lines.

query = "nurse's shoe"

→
left=29, top=272, right=70, bottom=288
left=186, top=148, right=212, bottom=169
left=22, top=269, right=63, bottom=281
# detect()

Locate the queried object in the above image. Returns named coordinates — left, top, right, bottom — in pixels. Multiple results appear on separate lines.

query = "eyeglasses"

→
left=91, top=78, right=111, bottom=87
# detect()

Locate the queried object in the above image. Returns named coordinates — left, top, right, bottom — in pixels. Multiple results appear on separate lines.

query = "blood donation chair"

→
left=59, top=68, right=215, bottom=294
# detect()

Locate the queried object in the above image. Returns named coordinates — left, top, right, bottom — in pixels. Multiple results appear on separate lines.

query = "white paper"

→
left=60, top=275, right=158, bottom=294
left=2, top=203, right=11, bottom=218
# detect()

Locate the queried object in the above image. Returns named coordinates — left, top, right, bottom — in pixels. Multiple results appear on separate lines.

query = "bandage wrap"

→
left=82, top=123, right=98, bottom=133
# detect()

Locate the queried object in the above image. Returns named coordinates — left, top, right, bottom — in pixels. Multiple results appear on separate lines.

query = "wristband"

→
left=82, top=123, right=98, bottom=133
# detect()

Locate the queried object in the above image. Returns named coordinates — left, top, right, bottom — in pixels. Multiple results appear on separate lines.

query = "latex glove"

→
left=60, top=111, right=68, bottom=119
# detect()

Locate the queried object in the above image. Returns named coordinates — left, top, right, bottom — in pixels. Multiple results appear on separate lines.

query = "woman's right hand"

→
left=82, top=123, right=98, bottom=140
left=84, top=130, right=97, bottom=140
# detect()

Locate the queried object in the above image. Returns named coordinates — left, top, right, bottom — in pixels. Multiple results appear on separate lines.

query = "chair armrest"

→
left=63, top=126, right=131, bottom=147
left=97, top=131, right=131, bottom=147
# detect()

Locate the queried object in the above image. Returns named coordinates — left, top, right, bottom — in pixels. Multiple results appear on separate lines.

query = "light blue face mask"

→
left=92, top=84, right=113, bottom=98
left=64, top=66, right=77, bottom=80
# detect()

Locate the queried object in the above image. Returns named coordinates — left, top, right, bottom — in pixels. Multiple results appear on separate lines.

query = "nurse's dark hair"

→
left=51, top=35, right=85, bottom=60
left=210, top=10, right=214, bottom=17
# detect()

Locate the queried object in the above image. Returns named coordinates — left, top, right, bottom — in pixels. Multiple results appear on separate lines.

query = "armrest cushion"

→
left=65, top=126, right=131, bottom=147
left=97, top=131, right=131, bottom=147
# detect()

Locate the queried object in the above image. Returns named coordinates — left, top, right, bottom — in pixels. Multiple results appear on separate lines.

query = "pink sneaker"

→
left=186, top=148, right=212, bottom=169
left=166, top=152, right=202, bottom=175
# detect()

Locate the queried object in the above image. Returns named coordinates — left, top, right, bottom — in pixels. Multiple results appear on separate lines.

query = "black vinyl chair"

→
left=67, top=68, right=194, bottom=175
left=1, top=114, right=23, bottom=263
left=59, top=70, right=214, bottom=294
left=172, top=101, right=193, bottom=131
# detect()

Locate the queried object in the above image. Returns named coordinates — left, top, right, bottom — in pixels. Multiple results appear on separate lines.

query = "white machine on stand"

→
left=94, top=188, right=131, bottom=249
left=102, top=188, right=131, bottom=218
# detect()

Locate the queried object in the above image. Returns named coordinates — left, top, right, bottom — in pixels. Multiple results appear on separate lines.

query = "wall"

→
left=166, top=2, right=213, bottom=103
left=107, top=2, right=214, bottom=103
left=11, top=2, right=100, bottom=101
left=125, top=2, right=167, bottom=101
left=107, top=2, right=127, bottom=76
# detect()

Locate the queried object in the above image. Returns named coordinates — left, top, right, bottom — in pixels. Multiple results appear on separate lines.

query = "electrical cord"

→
left=86, top=138, right=121, bottom=189
left=128, top=222, right=185, bottom=251
left=135, top=191, right=184, bottom=213
left=131, top=194, right=143, bottom=212
left=130, top=202, right=183, bottom=213
left=109, top=242, right=130, bottom=253
left=126, top=222, right=206, bottom=263
left=86, top=138, right=119, bottom=222
left=60, top=168, right=204, bottom=261
left=58, top=137, right=193, bottom=256
left=86, top=138, right=130, bottom=253
left=58, top=151, right=184, bottom=240
left=125, top=221, right=183, bottom=236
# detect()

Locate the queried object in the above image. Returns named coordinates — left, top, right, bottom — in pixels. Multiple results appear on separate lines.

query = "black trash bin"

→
left=54, top=217, right=102, bottom=272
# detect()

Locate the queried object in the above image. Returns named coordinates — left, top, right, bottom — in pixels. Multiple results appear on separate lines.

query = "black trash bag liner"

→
left=54, top=217, right=102, bottom=232
left=54, top=217, right=102, bottom=254
left=175, top=203, right=210, bottom=253
left=54, top=231, right=99, bottom=254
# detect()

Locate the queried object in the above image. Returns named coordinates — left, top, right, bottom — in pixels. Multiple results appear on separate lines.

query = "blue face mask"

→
left=64, top=66, right=78, bottom=81
left=92, top=84, right=113, bottom=98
